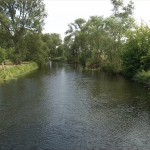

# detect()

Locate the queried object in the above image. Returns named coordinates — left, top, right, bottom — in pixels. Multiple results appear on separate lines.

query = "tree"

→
left=42, top=33, right=62, bottom=58
left=63, top=0, right=135, bottom=71
left=0, top=25, right=13, bottom=48
left=111, top=0, right=134, bottom=19
left=24, top=33, right=48, bottom=66
left=0, top=47, right=7, bottom=68
left=64, top=18, right=86, bottom=64
left=103, top=0, right=135, bottom=72
left=122, top=25, right=150, bottom=77
left=0, top=0, right=47, bottom=63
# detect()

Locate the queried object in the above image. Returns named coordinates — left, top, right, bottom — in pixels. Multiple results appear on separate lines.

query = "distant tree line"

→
left=0, top=0, right=149, bottom=82
left=0, top=0, right=63, bottom=66
left=63, top=0, right=150, bottom=80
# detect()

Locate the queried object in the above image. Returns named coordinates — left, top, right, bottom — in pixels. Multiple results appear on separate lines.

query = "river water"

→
left=0, top=62, right=150, bottom=150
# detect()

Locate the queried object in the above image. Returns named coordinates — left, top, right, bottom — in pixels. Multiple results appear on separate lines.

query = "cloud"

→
left=43, top=0, right=150, bottom=38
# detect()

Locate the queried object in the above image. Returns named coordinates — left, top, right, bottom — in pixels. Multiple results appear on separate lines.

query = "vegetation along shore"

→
left=0, top=62, right=38, bottom=82
left=0, top=0, right=149, bottom=87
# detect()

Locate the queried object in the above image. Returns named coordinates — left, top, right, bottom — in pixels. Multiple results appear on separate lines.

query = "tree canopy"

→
left=0, top=0, right=47, bottom=63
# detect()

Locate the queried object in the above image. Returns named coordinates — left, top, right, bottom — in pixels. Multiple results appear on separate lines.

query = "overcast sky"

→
left=43, top=0, right=150, bottom=38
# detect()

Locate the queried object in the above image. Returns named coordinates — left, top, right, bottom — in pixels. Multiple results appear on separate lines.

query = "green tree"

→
left=25, top=33, right=48, bottom=66
left=122, top=25, right=150, bottom=77
left=64, top=18, right=86, bottom=64
left=103, top=0, right=135, bottom=72
left=0, top=0, right=46, bottom=63
left=42, top=33, right=62, bottom=58
left=63, top=0, right=135, bottom=71
left=0, top=25, right=13, bottom=48
left=83, top=16, right=108, bottom=68
left=0, top=47, right=7, bottom=65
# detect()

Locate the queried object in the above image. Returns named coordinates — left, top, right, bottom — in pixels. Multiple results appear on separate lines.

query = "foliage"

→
left=0, top=0, right=150, bottom=87
left=0, top=47, right=7, bottom=63
left=0, top=0, right=47, bottom=63
left=86, top=56, right=101, bottom=69
left=0, top=0, right=63, bottom=67
left=25, top=33, right=48, bottom=66
left=135, top=70, right=150, bottom=84
left=122, top=25, right=150, bottom=77
left=42, top=33, right=62, bottom=58
left=64, top=18, right=86, bottom=63
left=0, top=26, right=13, bottom=48
left=63, top=0, right=135, bottom=71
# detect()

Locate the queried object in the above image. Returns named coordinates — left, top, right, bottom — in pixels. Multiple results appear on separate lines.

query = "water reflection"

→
left=0, top=62, right=150, bottom=150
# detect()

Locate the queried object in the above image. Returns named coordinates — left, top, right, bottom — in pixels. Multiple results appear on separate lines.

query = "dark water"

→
left=0, top=62, right=150, bottom=150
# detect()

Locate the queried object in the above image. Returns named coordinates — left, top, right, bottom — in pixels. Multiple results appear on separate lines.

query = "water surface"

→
left=0, top=62, right=150, bottom=150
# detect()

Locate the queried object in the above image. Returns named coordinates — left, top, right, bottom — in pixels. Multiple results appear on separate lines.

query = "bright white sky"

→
left=43, top=0, right=150, bottom=38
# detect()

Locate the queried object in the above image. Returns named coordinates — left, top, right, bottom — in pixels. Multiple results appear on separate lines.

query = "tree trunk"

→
left=13, top=39, right=22, bottom=64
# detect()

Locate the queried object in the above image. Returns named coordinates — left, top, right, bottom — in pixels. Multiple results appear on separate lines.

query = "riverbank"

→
left=0, top=62, right=38, bottom=82
left=102, top=67, right=150, bottom=89
left=51, top=59, right=150, bottom=88
left=50, top=57, right=64, bottom=62
left=134, top=70, right=150, bottom=88
left=86, top=65, right=150, bottom=89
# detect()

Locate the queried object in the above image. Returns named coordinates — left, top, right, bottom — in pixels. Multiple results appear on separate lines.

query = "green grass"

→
left=0, top=62, right=38, bottom=82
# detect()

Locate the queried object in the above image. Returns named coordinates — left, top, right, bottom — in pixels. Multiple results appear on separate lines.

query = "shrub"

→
left=122, top=26, right=150, bottom=77
left=135, top=70, right=150, bottom=84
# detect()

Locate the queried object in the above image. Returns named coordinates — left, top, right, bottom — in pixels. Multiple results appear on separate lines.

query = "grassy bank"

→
left=0, top=62, right=38, bottom=82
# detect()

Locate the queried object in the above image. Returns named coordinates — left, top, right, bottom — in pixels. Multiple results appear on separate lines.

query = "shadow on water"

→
left=0, top=62, right=150, bottom=150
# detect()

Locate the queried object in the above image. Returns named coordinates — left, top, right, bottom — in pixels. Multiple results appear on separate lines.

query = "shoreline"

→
left=53, top=60, right=150, bottom=89
left=0, top=62, right=38, bottom=83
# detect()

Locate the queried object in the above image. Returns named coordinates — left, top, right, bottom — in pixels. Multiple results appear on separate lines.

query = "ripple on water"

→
left=0, top=62, right=150, bottom=150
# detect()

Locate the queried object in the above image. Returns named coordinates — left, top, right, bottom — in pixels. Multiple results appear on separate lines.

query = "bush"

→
left=86, top=57, right=101, bottom=69
left=122, top=26, right=150, bottom=77
left=135, top=70, right=150, bottom=84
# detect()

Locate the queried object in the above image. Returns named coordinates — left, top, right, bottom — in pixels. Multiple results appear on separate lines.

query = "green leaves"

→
left=122, top=25, right=150, bottom=77
left=0, top=0, right=47, bottom=63
left=24, top=33, right=48, bottom=66
left=0, top=47, right=7, bottom=63
left=63, top=0, right=135, bottom=71
left=42, top=33, right=62, bottom=58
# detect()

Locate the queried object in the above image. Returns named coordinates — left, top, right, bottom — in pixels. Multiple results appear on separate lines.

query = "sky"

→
left=43, top=0, right=150, bottom=38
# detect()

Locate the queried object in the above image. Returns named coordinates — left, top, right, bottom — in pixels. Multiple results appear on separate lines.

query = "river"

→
left=0, top=62, right=150, bottom=150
